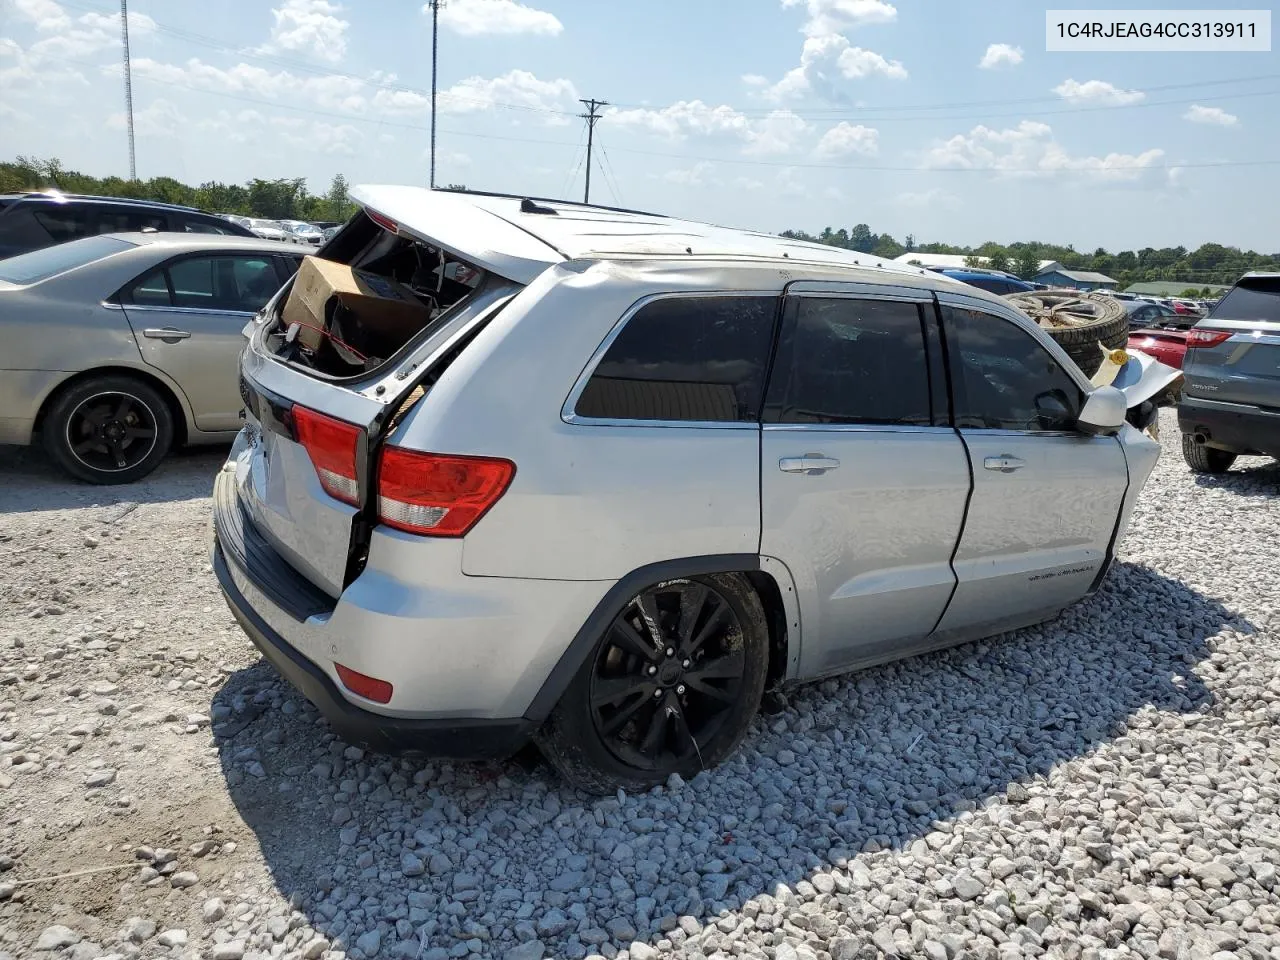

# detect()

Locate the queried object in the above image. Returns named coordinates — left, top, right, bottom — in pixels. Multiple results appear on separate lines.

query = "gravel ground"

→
left=2, top=412, right=1279, bottom=960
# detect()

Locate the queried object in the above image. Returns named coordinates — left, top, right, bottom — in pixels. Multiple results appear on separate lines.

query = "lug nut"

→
left=665, top=647, right=675, bottom=657
left=653, top=688, right=663, bottom=698
left=676, top=684, right=686, bottom=695
left=682, top=659, right=690, bottom=668
left=647, top=665, right=658, bottom=675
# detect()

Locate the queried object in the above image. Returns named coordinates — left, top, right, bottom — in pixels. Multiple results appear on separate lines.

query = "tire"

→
left=1005, top=291, right=1130, bottom=377
left=1181, top=433, right=1236, bottom=474
left=536, top=573, right=769, bottom=794
left=42, top=375, right=175, bottom=484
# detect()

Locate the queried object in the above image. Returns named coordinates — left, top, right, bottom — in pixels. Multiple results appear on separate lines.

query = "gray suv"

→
left=1179, top=273, right=1280, bottom=472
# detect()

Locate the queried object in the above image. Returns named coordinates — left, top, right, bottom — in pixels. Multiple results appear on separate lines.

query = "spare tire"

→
left=1004, top=290, right=1130, bottom=377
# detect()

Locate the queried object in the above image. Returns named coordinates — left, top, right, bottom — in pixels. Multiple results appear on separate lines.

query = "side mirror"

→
left=1077, top=385, right=1127, bottom=435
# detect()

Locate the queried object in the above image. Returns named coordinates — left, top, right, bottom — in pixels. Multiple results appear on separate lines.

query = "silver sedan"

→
left=0, top=232, right=304, bottom=483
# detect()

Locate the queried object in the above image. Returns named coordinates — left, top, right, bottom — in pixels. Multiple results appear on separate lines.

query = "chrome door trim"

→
left=119, top=303, right=255, bottom=319
left=784, top=279, right=936, bottom=303
left=763, top=423, right=955, bottom=435
left=560, top=290, right=781, bottom=427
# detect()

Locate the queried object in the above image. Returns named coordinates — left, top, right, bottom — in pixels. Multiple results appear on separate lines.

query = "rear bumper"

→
left=213, top=538, right=535, bottom=759
left=1178, top=395, right=1280, bottom=458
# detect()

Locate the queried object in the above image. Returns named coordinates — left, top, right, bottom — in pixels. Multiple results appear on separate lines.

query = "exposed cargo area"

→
left=263, top=210, right=489, bottom=377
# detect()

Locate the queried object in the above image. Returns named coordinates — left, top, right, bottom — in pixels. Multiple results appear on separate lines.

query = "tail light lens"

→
left=293, top=406, right=361, bottom=505
left=335, top=663, right=393, bottom=704
left=377, top=448, right=515, bottom=537
left=1185, top=329, right=1232, bottom=349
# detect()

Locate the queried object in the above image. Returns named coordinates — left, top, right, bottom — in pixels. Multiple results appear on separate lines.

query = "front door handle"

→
left=143, top=327, right=191, bottom=341
left=779, top=455, right=841, bottom=475
left=984, top=454, right=1026, bottom=473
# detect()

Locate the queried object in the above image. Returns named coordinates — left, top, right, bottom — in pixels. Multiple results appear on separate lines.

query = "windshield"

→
left=293, top=224, right=321, bottom=236
left=0, top=235, right=135, bottom=284
left=1209, top=278, right=1280, bottom=324
left=250, top=219, right=283, bottom=230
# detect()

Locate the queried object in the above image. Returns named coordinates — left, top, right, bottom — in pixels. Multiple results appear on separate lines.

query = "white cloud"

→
left=814, top=121, right=878, bottom=157
left=662, top=162, right=714, bottom=186
left=978, top=43, right=1022, bottom=69
left=435, top=0, right=563, bottom=36
left=1184, top=104, right=1238, bottom=126
left=607, top=101, right=808, bottom=155
left=20, top=9, right=155, bottom=60
left=128, top=58, right=368, bottom=112
left=744, top=109, right=810, bottom=155
left=765, top=33, right=906, bottom=100
left=1052, top=78, right=1144, bottom=106
left=256, top=0, right=349, bottom=63
left=440, top=69, right=577, bottom=114
left=781, top=0, right=897, bottom=37
left=823, top=185, right=846, bottom=200
left=776, top=166, right=806, bottom=197
left=897, top=188, right=960, bottom=209
left=741, top=73, right=769, bottom=88
left=922, top=120, right=1164, bottom=182
left=733, top=175, right=765, bottom=191
left=10, top=0, right=71, bottom=31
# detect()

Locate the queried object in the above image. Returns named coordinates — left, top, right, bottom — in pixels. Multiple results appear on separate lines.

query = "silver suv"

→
left=1179, top=273, right=1280, bottom=472
left=212, top=187, right=1159, bottom=792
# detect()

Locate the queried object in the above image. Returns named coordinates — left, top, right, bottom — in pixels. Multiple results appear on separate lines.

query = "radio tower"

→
left=120, top=0, right=137, bottom=180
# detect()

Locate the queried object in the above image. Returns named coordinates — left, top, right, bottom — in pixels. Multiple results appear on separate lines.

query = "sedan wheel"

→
left=43, top=376, right=175, bottom=484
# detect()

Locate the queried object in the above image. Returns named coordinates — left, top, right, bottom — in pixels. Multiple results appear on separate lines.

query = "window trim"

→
left=561, top=290, right=783, bottom=430
left=935, top=294, right=1094, bottom=437
left=762, top=291, right=947, bottom=430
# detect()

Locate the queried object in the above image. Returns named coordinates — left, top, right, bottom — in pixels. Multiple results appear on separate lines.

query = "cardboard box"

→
left=282, top=256, right=432, bottom=352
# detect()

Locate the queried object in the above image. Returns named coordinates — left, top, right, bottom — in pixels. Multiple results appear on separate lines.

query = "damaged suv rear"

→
left=214, top=186, right=1159, bottom=793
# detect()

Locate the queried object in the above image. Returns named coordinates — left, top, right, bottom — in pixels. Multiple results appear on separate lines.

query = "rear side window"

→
left=121, top=256, right=282, bottom=312
left=96, top=207, right=167, bottom=234
left=943, top=306, right=1084, bottom=432
left=183, top=218, right=235, bottom=235
left=1209, top=279, right=1280, bottom=324
left=764, top=298, right=935, bottom=426
left=0, top=235, right=135, bottom=284
left=125, top=268, right=172, bottom=306
left=573, top=296, right=777, bottom=423
left=32, top=205, right=94, bottom=243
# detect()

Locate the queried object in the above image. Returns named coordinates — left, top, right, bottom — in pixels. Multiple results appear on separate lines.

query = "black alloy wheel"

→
left=537, top=573, right=769, bottom=793
left=66, top=391, right=158, bottom=474
left=43, top=375, right=175, bottom=484
left=590, top=580, right=747, bottom=771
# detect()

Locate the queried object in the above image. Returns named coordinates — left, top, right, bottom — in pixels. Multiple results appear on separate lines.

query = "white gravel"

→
left=2, top=413, right=1280, bottom=960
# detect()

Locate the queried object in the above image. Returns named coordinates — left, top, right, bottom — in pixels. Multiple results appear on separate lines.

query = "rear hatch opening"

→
left=261, top=209, right=490, bottom=378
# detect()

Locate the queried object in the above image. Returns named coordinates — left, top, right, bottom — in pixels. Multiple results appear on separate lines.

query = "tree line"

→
left=4, top=157, right=1272, bottom=289
left=781, top=224, right=1280, bottom=290
left=1, top=156, right=360, bottom=223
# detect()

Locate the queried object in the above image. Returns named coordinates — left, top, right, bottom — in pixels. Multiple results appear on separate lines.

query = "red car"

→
left=1125, top=301, right=1191, bottom=368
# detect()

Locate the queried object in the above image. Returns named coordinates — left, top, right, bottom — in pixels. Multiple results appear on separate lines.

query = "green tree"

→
left=247, top=178, right=307, bottom=219
left=848, top=223, right=875, bottom=253
left=964, top=254, right=985, bottom=268
left=324, top=173, right=355, bottom=220
left=988, top=251, right=1010, bottom=273
left=1013, top=249, right=1041, bottom=280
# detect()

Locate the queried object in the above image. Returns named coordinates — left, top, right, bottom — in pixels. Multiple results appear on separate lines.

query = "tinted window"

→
left=943, top=306, right=1084, bottom=432
left=125, top=267, right=172, bottom=306
left=184, top=219, right=234, bottom=235
left=965, top=277, right=1008, bottom=295
left=765, top=298, right=934, bottom=426
left=0, top=235, right=135, bottom=284
left=1209, top=279, right=1280, bottom=324
left=95, top=207, right=166, bottom=234
left=168, top=255, right=279, bottom=311
left=574, top=296, right=776, bottom=422
left=32, top=206, right=94, bottom=243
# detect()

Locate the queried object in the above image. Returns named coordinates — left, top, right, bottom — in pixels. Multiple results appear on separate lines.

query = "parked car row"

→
left=218, top=213, right=334, bottom=246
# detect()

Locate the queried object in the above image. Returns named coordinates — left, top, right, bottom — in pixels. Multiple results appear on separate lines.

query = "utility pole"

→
left=120, top=0, right=136, bottom=180
left=427, top=0, right=443, bottom=189
left=578, top=98, right=607, bottom=203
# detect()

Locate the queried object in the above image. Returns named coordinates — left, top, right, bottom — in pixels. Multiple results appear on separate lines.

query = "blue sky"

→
left=2, top=0, right=1275, bottom=251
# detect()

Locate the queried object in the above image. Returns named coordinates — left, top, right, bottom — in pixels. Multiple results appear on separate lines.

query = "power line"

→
left=578, top=97, right=607, bottom=203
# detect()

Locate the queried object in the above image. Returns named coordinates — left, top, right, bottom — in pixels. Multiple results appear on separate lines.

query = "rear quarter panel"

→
left=388, top=261, right=778, bottom=581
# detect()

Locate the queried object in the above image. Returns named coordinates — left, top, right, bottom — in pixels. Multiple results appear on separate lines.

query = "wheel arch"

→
left=33, top=365, right=195, bottom=447
left=522, top=554, right=797, bottom=724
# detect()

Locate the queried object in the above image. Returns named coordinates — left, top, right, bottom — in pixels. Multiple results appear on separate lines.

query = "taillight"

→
left=1185, top=329, right=1232, bottom=349
left=377, top=448, right=515, bottom=537
left=365, top=208, right=398, bottom=234
left=293, top=406, right=361, bottom=505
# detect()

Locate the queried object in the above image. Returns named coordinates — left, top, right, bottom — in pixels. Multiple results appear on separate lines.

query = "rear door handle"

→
left=143, top=327, right=191, bottom=341
left=779, top=455, right=841, bottom=475
left=984, top=455, right=1026, bottom=473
